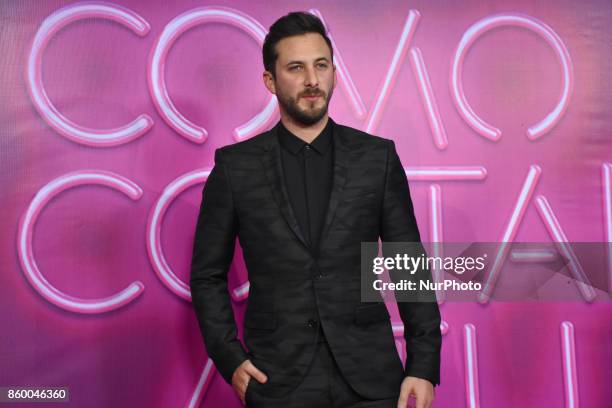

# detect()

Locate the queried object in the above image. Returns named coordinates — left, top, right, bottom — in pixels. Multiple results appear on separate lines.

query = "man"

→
left=190, top=12, right=441, bottom=408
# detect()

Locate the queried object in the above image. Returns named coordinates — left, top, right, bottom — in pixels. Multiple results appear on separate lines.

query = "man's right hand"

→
left=232, top=359, right=268, bottom=405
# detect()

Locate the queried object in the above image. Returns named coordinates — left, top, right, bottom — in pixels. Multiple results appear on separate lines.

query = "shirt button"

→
left=305, top=145, right=311, bottom=150
left=307, top=319, right=318, bottom=328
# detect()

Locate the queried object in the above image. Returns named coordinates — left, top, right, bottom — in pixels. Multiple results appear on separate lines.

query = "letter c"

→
left=17, top=170, right=145, bottom=313
left=26, top=2, right=153, bottom=146
left=148, top=6, right=277, bottom=144
left=146, top=169, right=211, bottom=300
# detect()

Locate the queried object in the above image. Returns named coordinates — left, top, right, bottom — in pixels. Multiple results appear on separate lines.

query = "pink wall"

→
left=1, top=0, right=611, bottom=406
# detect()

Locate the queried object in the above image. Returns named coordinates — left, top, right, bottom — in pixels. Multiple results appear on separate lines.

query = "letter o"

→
left=450, top=13, right=573, bottom=141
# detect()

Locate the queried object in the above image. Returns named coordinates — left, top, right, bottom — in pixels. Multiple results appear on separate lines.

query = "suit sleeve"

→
left=190, top=148, right=248, bottom=384
left=379, top=140, right=442, bottom=387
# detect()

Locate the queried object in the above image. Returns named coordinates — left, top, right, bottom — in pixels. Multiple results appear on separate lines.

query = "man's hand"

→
left=232, top=359, right=268, bottom=405
left=397, top=376, right=434, bottom=408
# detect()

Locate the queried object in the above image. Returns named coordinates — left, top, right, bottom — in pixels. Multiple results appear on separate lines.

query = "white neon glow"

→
left=428, top=184, right=445, bottom=304
left=535, top=196, right=596, bottom=302
left=147, top=169, right=211, bottom=300
left=406, top=166, right=487, bottom=180
left=186, top=358, right=215, bottom=408
left=560, top=321, right=579, bottom=408
left=307, top=9, right=366, bottom=119
left=464, top=323, right=480, bottom=408
left=17, top=171, right=144, bottom=313
left=231, top=281, right=250, bottom=301
left=450, top=13, right=573, bottom=141
left=509, top=249, right=558, bottom=262
left=478, top=165, right=541, bottom=303
left=410, top=47, right=448, bottom=149
left=26, top=2, right=153, bottom=146
left=364, top=10, right=421, bottom=134
left=603, top=163, right=612, bottom=294
left=148, top=6, right=274, bottom=144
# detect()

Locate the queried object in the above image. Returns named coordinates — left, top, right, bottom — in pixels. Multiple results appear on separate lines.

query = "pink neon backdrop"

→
left=1, top=0, right=611, bottom=407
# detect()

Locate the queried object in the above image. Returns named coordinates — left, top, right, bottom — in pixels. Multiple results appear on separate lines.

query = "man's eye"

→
left=317, top=63, right=328, bottom=69
left=289, top=66, right=302, bottom=71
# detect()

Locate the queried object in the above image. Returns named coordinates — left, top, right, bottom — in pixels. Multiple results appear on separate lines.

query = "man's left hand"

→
left=397, top=376, right=434, bottom=408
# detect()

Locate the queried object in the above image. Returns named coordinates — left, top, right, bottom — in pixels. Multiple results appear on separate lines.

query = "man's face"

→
left=265, top=32, right=336, bottom=126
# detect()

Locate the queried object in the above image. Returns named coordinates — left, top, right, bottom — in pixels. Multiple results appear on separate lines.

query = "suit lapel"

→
left=259, top=119, right=351, bottom=255
left=317, top=122, right=350, bottom=251
left=260, top=124, right=310, bottom=250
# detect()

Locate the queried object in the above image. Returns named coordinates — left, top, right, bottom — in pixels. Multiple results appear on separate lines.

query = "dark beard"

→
left=276, top=87, right=334, bottom=126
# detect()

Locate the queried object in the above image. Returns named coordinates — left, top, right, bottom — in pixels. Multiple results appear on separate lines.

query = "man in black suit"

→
left=190, top=12, right=441, bottom=408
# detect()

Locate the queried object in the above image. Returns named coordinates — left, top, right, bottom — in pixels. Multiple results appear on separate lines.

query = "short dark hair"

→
left=263, top=12, right=333, bottom=77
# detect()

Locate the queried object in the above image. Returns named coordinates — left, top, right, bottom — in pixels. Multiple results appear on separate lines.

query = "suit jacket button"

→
left=307, top=319, right=318, bottom=328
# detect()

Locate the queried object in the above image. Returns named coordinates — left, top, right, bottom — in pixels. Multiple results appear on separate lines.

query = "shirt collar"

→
left=278, top=118, right=333, bottom=155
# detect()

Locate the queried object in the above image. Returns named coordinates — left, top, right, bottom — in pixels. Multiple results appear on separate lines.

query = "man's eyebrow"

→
left=285, top=57, right=331, bottom=66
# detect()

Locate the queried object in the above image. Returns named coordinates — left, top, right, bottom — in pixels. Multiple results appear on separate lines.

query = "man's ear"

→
left=263, top=71, right=276, bottom=94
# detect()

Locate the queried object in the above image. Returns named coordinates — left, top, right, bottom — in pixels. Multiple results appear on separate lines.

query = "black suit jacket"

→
left=190, top=119, right=442, bottom=399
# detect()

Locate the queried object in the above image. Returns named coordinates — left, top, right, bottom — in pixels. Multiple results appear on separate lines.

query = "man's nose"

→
left=304, top=66, right=319, bottom=87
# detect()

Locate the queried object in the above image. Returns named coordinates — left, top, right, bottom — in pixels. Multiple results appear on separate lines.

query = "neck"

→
left=280, top=113, right=329, bottom=144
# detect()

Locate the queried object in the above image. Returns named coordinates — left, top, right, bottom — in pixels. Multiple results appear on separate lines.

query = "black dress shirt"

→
left=278, top=119, right=334, bottom=255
